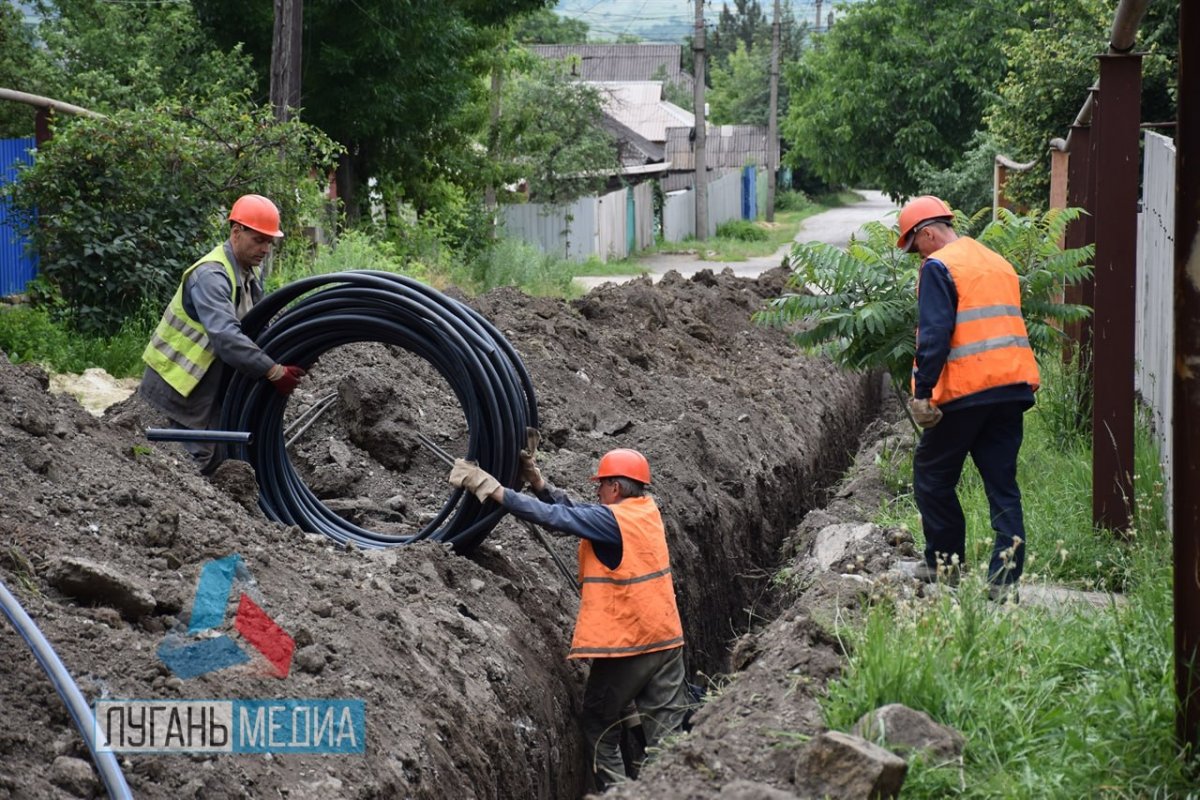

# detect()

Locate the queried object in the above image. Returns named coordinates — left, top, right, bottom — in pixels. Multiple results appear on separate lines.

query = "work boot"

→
left=901, top=560, right=961, bottom=587
left=988, top=582, right=1020, bottom=605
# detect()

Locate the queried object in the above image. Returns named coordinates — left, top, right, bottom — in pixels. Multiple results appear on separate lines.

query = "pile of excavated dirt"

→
left=0, top=267, right=882, bottom=799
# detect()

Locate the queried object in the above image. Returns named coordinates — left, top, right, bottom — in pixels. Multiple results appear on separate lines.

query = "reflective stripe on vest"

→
left=569, top=496, right=685, bottom=660
left=142, top=245, right=237, bottom=398
left=912, top=237, right=1040, bottom=406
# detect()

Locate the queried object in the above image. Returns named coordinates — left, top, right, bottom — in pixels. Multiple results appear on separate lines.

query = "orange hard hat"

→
left=229, top=194, right=284, bottom=238
left=896, top=195, right=953, bottom=253
left=592, top=448, right=651, bottom=485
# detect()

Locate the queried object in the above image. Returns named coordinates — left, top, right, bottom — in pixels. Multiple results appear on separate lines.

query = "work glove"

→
left=909, top=397, right=943, bottom=429
left=267, top=364, right=307, bottom=396
left=449, top=458, right=501, bottom=503
left=519, top=427, right=544, bottom=491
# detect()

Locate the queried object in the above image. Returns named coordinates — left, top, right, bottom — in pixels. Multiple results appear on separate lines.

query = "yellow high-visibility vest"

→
left=142, top=245, right=238, bottom=398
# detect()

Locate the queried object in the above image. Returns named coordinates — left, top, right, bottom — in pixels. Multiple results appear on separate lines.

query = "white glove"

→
left=909, top=398, right=943, bottom=429
left=449, top=459, right=501, bottom=502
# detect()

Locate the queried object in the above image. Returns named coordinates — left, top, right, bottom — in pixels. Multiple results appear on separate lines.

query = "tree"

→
left=496, top=58, right=618, bottom=204
left=986, top=0, right=1178, bottom=208
left=192, top=0, right=551, bottom=216
left=708, top=41, right=771, bottom=125
left=710, top=0, right=769, bottom=68
left=513, top=9, right=589, bottom=43
left=782, top=0, right=1019, bottom=200
left=6, top=99, right=339, bottom=335
left=0, top=3, right=55, bottom=137
left=31, top=0, right=256, bottom=111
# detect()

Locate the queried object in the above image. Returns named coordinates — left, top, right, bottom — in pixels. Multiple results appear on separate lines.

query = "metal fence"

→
left=502, top=168, right=754, bottom=261
left=661, top=168, right=744, bottom=242
left=1136, top=131, right=1175, bottom=522
left=0, top=137, right=36, bottom=296
left=498, top=184, right=657, bottom=263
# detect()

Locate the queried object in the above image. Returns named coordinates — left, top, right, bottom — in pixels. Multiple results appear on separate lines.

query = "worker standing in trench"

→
left=448, top=447, right=692, bottom=790
left=897, top=195, right=1040, bottom=604
left=139, top=194, right=307, bottom=473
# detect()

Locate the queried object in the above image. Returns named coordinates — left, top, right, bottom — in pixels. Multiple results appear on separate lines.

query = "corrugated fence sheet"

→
left=1136, top=131, right=1174, bottom=526
left=1, top=137, right=37, bottom=296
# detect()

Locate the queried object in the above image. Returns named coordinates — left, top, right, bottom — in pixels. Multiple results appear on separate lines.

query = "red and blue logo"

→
left=157, top=554, right=295, bottom=680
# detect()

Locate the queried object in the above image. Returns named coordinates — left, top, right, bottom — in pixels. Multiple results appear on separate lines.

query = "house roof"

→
left=593, top=81, right=694, bottom=145
left=664, top=125, right=778, bottom=171
left=600, top=114, right=665, bottom=167
left=529, top=44, right=693, bottom=91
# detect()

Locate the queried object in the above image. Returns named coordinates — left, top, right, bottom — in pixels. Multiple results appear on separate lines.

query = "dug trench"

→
left=0, top=267, right=884, bottom=799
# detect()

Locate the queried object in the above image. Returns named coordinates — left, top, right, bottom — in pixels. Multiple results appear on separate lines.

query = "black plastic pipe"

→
left=145, top=428, right=253, bottom=444
left=219, top=271, right=537, bottom=553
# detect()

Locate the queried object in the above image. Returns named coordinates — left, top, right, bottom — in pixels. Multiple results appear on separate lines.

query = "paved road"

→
left=575, top=189, right=899, bottom=291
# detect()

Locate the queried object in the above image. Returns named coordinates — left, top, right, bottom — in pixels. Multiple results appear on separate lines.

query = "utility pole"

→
left=270, top=0, right=303, bottom=122
left=815, top=0, right=822, bottom=30
left=766, top=0, right=780, bottom=222
left=693, top=0, right=708, bottom=240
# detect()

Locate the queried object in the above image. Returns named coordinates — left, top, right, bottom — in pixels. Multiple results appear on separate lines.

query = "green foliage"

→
left=6, top=99, right=340, bottom=336
left=268, top=229, right=430, bottom=292
left=0, top=3, right=54, bottom=137
left=1032, top=343, right=1093, bottom=452
left=708, top=41, right=771, bottom=126
left=461, top=237, right=578, bottom=297
left=498, top=58, right=619, bottom=204
left=772, top=190, right=813, bottom=212
left=913, top=130, right=999, bottom=217
left=32, top=0, right=256, bottom=111
left=192, top=0, right=548, bottom=216
left=756, top=207, right=1094, bottom=393
left=986, top=0, right=1179, bottom=209
left=783, top=0, right=1020, bottom=200
left=715, top=219, right=769, bottom=242
left=0, top=304, right=153, bottom=378
left=828, top=367, right=1194, bottom=797
left=513, top=8, right=588, bottom=43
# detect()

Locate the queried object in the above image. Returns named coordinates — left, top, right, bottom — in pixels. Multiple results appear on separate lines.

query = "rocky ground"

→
left=0, top=266, right=912, bottom=799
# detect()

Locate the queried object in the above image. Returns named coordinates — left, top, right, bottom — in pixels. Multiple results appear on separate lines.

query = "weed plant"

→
left=827, top=359, right=1196, bottom=798
left=0, top=304, right=153, bottom=378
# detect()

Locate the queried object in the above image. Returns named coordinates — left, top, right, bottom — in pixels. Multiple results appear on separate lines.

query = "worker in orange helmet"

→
left=448, top=446, right=691, bottom=790
left=896, top=195, right=1039, bottom=604
left=139, top=194, right=306, bottom=473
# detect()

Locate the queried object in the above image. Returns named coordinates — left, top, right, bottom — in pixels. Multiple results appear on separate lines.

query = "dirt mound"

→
left=0, top=267, right=881, bottom=798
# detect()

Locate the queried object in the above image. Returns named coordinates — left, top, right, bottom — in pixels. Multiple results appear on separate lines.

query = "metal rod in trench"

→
left=414, top=433, right=580, bottom=594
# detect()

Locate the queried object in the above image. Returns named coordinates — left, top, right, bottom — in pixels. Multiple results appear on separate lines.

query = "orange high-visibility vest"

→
left=913, top=237, right=1040, bottom=406
left=569, top=496, right=685, bottom=660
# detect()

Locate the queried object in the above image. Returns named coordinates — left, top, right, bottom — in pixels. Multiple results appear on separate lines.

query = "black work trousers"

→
left=581, top=646, right=691, bottom=790
left=913, top=400, right=1028, bottom=585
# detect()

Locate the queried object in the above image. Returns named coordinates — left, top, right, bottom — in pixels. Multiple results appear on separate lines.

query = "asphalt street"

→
left=575, top=189, right=899, bottom=291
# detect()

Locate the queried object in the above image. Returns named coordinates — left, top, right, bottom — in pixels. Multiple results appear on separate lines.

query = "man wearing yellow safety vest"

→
left=896, top=195, right=1039, bottom=605
left=447, top=447, right=691, bottom=789
left=139, top=194, right=306, bottom=473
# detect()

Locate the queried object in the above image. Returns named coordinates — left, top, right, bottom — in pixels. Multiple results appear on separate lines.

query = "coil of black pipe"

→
left=218, top=270, right=538, bottom=553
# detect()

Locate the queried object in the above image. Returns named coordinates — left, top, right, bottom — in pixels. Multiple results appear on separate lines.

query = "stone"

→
left=792, top=730, right=907, bottom=799
left=852, top=703, right=966, bottom=765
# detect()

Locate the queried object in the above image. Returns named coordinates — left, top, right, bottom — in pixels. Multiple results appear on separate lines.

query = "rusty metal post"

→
left=34, top=107, right=51, bottom=146
left=1091, top=53, right=1142, bottom=533
left=1174, top=0, right=1200, bottom=755
left=1062, top=121, right=1096, bottom=426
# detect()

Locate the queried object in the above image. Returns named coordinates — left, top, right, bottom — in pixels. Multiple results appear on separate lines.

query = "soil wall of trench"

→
left=0, top=268, right=881, bottom=799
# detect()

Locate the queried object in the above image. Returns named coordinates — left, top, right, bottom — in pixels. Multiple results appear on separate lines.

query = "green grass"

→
left=0, top=304, right=153, bottom=378
left=826, top=358, right=1197, bottom=798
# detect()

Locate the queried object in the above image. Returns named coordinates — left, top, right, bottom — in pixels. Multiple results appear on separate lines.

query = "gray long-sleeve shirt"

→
left=139, top=241, right=272, bottom=429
